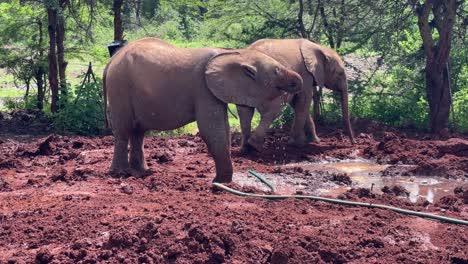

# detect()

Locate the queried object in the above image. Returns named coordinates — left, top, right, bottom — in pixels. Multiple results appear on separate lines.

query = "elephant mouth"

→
left=276, top=82, right=301, bottom=94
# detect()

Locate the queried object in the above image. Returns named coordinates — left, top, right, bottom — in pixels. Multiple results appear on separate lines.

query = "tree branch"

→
left=416, top=0, right=435, bottom=62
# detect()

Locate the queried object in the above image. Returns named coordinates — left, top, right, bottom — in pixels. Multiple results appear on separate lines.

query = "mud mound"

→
left=381, top=185, right=409, bottom=197
left=1, top=129, right=467, bottom=263
left=0, top=177, right=11, bottom=192
left=339, top=187, right=377, bottom=199
left=365, top=132, right=468, bottom=178
left=0, top=109, right=52, bottom=135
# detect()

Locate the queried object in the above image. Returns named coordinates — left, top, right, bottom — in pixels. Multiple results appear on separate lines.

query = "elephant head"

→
left=205, top=50, right=303, bottom=108
left=300, top=40, right=355, bottom=144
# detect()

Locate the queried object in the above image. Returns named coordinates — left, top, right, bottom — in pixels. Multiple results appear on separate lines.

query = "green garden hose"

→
left=248, top=170, right=275, bottom=192
left=214, top=171, right=468, bottom=226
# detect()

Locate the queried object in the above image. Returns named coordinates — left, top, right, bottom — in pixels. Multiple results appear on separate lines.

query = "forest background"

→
left=0, top=0, right=466, bottom=135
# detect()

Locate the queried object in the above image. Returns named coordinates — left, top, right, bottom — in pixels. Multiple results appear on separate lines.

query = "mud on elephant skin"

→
left=103, top=37, right=303, bottom=183
left=237, top=38, right=356, bottom=154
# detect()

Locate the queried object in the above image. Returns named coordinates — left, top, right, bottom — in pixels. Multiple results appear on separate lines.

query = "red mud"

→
left=0, top=121, right=467, bottom=263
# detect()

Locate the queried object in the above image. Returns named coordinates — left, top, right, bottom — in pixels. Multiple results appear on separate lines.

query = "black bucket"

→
left=107, top=40, right=128, bottom=57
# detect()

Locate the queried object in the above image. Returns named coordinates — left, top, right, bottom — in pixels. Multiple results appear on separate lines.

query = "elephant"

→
left=236, top=38, right=356, bottom=153
left=103, top=38, right=303, bottom=183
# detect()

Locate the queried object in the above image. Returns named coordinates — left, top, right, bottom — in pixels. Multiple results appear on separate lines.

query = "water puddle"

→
left=234, top=159, right=466, bottom=203
left=233, top=172, right=305, bottom=195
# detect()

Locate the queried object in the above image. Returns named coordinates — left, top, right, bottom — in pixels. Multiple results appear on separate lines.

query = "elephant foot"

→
left=110, top=167, right=152, bottom=178
left=287, top=137, right=307, bottom=148
left=132, top=168, right=153, bottom=177
left=247, top=137, right=264, bottom=152
left=239, top=143, right=256, bottom=155
left=288, top=133, right=309, bottom=147
left=213, top=175, right=233, bottom=183
left=306, top=134, right=321, bottom=143
left=130, top=162, right=149, bottom=174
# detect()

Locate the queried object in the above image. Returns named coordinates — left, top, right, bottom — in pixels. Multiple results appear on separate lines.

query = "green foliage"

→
left=0, top=1, right=47, bottom=89
left=271, top=105, right=294, bottom=129
left=53, top=79, right=104, bottom=135
left=348, top=60, right=430, bottom=129
left=321, top=94, right=342, bottom=125
left=0, top=0, right=467, bottom=136
left=2, top=96, right=38, bottom=111
left=453, top=86, right=468, bottom=133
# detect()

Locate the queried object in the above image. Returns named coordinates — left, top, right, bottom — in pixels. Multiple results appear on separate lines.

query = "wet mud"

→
left=0, top=124, right=467, bottom=263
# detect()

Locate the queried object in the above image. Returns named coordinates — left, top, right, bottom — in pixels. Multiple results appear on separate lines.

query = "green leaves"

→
left=53, top=78, right=104, bottom=135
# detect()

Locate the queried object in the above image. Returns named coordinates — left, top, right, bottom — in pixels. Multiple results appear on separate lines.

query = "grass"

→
left=148, top=104, right=261, bottom=137
left=0, top=86, right=22, bottom=97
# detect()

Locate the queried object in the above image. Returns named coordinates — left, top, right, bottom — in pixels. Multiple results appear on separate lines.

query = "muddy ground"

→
left=0, top=115, right=467, bottom=263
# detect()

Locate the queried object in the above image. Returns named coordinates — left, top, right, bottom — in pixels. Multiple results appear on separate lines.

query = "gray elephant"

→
left=237, top=38, right=356, bottom=153
left=103, top=38, right=303, bottom=183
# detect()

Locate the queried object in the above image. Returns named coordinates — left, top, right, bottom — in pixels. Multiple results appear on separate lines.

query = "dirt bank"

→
left=0, top=126, right=467, bottom=263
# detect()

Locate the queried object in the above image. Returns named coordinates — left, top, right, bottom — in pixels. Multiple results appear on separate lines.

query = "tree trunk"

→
left=298, top=0, right=307, bottom=38
left=57, top=0, right=67, bottom=98
left=135, top=0, right=142, bottom=26
left=113, top=0, right=124, bottom=41
left=414, top=0, right=457, bottom=136
left=24, top=79, right=30, bottom=99
left=36, top=17, right=44, bottom=111
left=36, top=69, right=44, bottom=110
left=319, top=0, right=335, bottom=49
left=426, top=62, right=451, bottom=135
left=336, top=0, right=345, bottom=49
left=47, top=6, right=59, bottom=113
left=180, top=6, right=190, bottom=40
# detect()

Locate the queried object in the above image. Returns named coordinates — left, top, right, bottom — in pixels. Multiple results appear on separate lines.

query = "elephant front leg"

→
left=237, top=105, right=255, bottom=154
left=197, top=104, right=233, bottom=183
left=249, top=99, right=283, bottom=151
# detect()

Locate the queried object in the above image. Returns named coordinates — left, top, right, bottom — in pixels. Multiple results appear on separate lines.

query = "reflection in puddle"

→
left=316, top=160, right=461, bottom=203
left=235, top=159, right=466, bottom=203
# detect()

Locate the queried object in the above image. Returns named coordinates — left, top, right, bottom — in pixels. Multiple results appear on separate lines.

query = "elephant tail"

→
left=103, top=63, right=110, bottom=129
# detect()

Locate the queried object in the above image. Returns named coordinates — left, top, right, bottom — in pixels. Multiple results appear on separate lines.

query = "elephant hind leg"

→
left=110, top=133, right=130, bottom=175
left=289, top=94, right=316, bottom=146
left=305, top=114, right=320, bottom=143
left=129, top=129, right=149, bottom=173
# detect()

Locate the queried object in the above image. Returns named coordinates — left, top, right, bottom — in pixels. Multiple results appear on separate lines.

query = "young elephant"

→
left=237, top=38, right=356, bottom=153
left=103, top=38, right=303, bottom=183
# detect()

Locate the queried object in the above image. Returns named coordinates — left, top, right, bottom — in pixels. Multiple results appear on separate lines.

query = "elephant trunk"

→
left=340, top=81, right=356, bottom=144
left=277, top=68, right=303, bottom=94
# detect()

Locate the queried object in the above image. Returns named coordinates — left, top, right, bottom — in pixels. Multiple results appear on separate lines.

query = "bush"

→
left=53, top=79, right=104, bottom=135
left=453, top=88, right=468, bottom=132
left=2, top=95, right=40, bottom=111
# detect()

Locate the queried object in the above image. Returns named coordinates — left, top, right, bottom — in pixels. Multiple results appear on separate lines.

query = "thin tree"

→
left=46, top=1, right=59, bottom=113
left=113, top=0, right=124, bottom=41
left=56, top=0, right=68, bottom=97
left=411, top=0, right=460, bottom=136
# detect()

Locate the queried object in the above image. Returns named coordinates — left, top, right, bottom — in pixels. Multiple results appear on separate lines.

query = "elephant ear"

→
left=205, top=52, right=265, bottom=107
left=300, top=40, right=327, bottom=86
